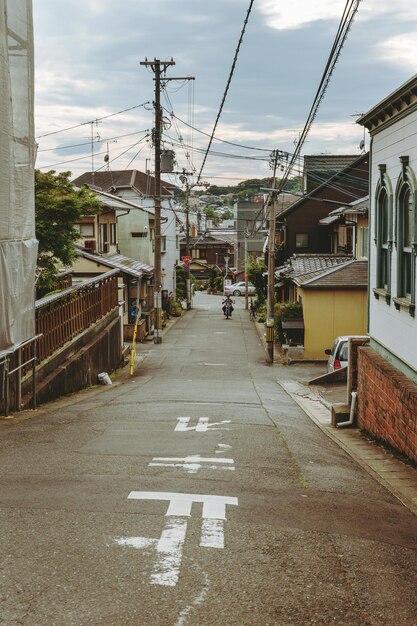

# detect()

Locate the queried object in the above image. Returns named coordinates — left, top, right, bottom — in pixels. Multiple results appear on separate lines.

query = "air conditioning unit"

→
left=84, top=239, right=96, bottom=251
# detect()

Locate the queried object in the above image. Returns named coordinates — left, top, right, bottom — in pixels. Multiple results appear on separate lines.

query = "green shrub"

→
left=274, top=301, right=303, bottom=344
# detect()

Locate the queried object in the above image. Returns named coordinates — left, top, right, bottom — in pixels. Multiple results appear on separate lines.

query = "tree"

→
left=221, top=209, right=234, bottom=220
left=35, top=170, right=102, bottom=296
left=246, top=255, right=266, bottom=305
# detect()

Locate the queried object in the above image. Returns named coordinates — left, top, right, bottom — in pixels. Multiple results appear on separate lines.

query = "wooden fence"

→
left=1, top=270, right=120, bottom=415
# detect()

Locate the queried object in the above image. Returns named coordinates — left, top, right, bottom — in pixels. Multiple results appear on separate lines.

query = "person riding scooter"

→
left=222, top=294, right=234, bottom=317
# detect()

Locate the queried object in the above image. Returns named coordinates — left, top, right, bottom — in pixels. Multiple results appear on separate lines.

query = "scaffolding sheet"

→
left=0, top=0, right=37, bottom=352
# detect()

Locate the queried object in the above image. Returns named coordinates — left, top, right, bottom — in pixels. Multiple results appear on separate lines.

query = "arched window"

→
left=377, top=187, right=390, bottom=291
left=397, top=182, right=415, bottom=300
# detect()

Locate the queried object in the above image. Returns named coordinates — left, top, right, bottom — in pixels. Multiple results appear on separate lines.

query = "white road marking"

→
left=127, top=491, right=238, bottom=519
left=175, top=571, right=210, bottom=626
left=115, top=492, right=238, bottom=587
left=200, top=519, right=225, bottom=549
left=151, top=517, right=188, bottom=587
left=203, top=362, right=226, bottom=366
left=149, top=455, right=235, bottom=473
left=175, top=416, right=231, bottom=432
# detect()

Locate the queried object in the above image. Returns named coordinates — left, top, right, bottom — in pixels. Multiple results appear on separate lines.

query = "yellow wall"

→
left=300, top=287, right=368, bottom=359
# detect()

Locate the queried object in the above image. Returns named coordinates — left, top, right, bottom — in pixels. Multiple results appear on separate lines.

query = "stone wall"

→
left=357, top=346, right=417, bottom=463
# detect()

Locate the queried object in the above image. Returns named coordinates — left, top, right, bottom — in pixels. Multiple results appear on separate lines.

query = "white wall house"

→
left=72, top=170, right=180, bottom=294
left=356, top=75, right=417, bottom=464
left=358, top=77, right=417, bottom=377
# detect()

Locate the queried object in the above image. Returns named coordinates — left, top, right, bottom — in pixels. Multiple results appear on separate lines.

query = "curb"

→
left=278, top=380, right=417, bottom=518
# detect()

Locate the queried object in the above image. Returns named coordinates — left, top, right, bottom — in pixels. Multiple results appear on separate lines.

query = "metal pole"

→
left=266, top=151, right=279, bottom=364
left=244, top=230, right=249, bottom=310
left=32, top=340, right=37, bottom=410
left=185, top=183, right=191, bottom=310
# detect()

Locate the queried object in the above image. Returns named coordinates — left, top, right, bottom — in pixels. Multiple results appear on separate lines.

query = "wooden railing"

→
left=34, top=269, right=119, bottom=364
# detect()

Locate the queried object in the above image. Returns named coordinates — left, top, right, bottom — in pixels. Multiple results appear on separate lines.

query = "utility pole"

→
left=140, top=58, right=175, bottom=343
left=244, top=225, right=249, bottom=310
left=266, top=151, right=279, bottom=364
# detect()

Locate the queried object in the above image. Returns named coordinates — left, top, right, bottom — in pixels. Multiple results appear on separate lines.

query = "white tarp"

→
left=0, top=0, right=37, bottom=352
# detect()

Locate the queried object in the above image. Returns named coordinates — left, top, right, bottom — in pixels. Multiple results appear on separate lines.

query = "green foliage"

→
left=221, top=209, right=234, bottom=220
left=245, top=255, right=266, bottom=304
left=169, top=298, right=183, bottom=317
left=176, top=265, right=186, bottom=300
left=35, top=169, right=102, bottom=296
left=274, top=301, right=303, bottom=344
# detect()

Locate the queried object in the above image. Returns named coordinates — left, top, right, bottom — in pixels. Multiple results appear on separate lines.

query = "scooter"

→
left=222, top=299, right=233, bottom=319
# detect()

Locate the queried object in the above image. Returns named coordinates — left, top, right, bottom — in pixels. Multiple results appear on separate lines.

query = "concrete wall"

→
left=301, top=288, right=368, bottom=359
left=358, top=346, right=417, bottom=463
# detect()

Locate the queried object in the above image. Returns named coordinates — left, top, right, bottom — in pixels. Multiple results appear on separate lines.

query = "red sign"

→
left=182, top=256, right=192, bottom=267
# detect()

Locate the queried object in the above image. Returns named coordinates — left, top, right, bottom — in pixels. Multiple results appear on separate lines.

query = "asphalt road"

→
left=1, top=293, right=417, bottom=626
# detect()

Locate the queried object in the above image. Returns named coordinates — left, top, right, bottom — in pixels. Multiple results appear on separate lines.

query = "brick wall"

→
left=357, top=347, right=417, bottom=463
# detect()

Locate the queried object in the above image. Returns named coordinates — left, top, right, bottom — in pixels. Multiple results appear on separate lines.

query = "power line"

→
left=36, top=102, right=151, bottom=139
left=197, top=0, right=255, bottom=183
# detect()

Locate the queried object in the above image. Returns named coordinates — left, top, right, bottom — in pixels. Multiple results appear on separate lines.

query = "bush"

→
left=170, top=298, right=183, bottom=317
left=274, top=301, right=303, bottom=344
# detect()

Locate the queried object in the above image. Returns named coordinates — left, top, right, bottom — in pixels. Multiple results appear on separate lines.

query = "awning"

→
left=319, top=214, right=342, bottom=226
left=281, top=319, right=304, bottom=329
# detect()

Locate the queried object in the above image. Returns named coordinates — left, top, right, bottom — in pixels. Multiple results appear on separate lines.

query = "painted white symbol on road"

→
left=115, top=491, right=238, bottom=587
left=175, top=416, right=231, bottom=432
left=149, top=455, right=235, bottom=473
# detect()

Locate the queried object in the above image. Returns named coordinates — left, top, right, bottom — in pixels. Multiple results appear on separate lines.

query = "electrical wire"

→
left=36, top=102, right=151, bottom=139
left=197, top=0, right=255, bottom=183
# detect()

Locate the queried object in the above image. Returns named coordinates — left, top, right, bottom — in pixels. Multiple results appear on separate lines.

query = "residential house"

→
left=357, top=74, right=417, bottom=463
left=275, top=154, right=369, bottom=266
left=275, top=254, right=367, bottom=360
left=180, top=233, right=235, bottom=281
left=72, top=170, right=180, bottom=294
left=72, top=250, right=154, bottom=340
left=319, top=196, right=369, bottom=257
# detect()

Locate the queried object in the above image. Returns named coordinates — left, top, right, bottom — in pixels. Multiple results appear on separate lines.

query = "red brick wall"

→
left=357, top=347, right=417, bottom=463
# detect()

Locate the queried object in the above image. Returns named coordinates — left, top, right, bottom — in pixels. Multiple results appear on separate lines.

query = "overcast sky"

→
left=33, top=0, right=417, bottom=187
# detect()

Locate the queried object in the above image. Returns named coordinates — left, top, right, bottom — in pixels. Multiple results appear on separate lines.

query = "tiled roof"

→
left=300, top=260, right=368, bottom=289
left=276, top=254, right=352, bottom=280
left=78, top=249, right=153, bottom=277
left=72, top=170, right=176, bottom=197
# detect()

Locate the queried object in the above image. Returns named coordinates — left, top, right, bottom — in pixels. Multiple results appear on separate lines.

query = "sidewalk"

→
left=250, top=317, right=417, bottom=517
left=278, top=378, right=417, bottom=518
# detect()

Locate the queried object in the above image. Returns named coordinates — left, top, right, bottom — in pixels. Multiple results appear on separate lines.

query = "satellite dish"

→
left=359, top=139, right=365, bottom=151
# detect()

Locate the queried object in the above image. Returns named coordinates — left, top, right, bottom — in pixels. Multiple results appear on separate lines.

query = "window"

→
left=397, top=184, right=415, bottom=299
left=151, top=236, right=167, bottom=252
left=75, top=222, right=94, bottom=237
left=109, top=223, right=116, bottom=245
left=295, top=233, right=309, bottom=248
left=359, top=227, right=369, bottom=259
left=377, top=189, right=390, bottom=291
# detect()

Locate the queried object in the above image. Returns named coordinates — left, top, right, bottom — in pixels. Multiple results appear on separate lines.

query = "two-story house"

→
left=357, top=74, right=417, bottom=464
left=72, top=170, right=180, bottom=294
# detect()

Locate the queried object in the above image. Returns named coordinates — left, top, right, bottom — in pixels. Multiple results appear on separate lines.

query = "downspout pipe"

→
left=337, top=391, right=357, bottom=428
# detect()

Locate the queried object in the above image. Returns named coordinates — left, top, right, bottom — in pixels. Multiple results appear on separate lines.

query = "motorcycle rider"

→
left=222, top=294, right=234, bottom=317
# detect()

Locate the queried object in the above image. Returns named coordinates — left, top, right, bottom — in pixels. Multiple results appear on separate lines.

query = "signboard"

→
left=181, top=256, right=191, bottom=266
left=225, top=279, right=232, bottom=287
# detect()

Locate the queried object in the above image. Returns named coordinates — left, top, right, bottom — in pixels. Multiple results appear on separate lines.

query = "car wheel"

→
left=233, top=290, right=241, bottom=296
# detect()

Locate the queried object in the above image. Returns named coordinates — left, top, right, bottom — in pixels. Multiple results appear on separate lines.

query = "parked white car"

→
left=224, top=281, right=256, bottom=296
left=324, top=335, right=368, bottom=372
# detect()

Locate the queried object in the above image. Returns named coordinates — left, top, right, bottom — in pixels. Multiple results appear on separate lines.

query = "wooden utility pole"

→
left=266, top=151, right=279, bottom=364
left=140, top=58, right=175, bottom=343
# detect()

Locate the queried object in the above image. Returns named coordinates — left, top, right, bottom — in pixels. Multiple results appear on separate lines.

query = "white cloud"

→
left=377, top=34, right=417, bottom=72
left=257, top=0, right=354, bottom=30
left=257, top=0, right=417, bottom=31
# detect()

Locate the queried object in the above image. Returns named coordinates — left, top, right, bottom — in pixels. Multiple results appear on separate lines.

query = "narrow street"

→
left=1, top=293, right=417, bottom=626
